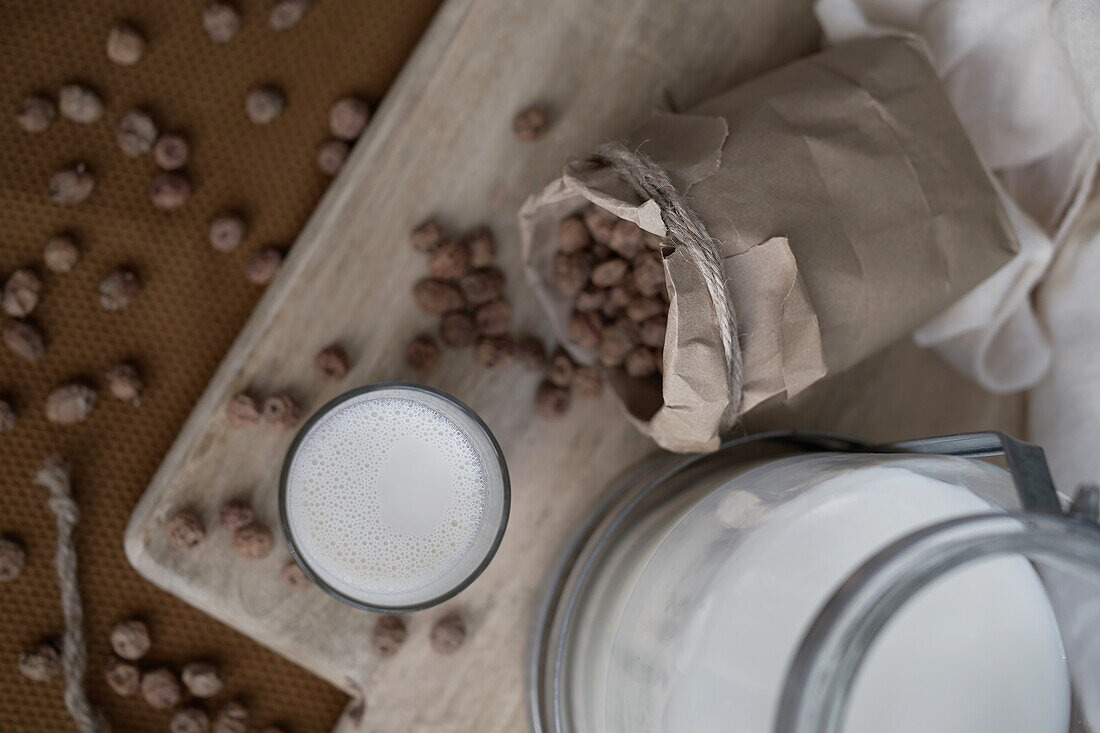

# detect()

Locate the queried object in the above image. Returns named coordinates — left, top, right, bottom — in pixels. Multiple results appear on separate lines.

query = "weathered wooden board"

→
left=124, top=0, right=1024, bottom=730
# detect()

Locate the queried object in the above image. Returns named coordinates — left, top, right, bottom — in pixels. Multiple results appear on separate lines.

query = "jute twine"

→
left=33, top=455, right=109, bottom=733
left=593, top=141, right=744, bottom=421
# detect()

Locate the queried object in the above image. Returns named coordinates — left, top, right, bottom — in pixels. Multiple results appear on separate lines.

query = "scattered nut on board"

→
left=282, top=561, right=309, bottom=590
left=110, top=618, right=151, bottom=660
left=219, top=498, right=253, bottom=531
left=106, top=363, right=143, bottom=405
left=98, top=268, right=139, bottom=311
left=45, top=383, right=96, bottom=425
left=573, top=365, right=603, bottom=397
left=458, top=267, right=504, bottom=306
left=233, top=522, right=274, bottom=559
left=316, top=139, right=349, bottom=176
left=154, top=133, right=190, bottom=170
left=535, top=380, right=570, bottom=419
left=3, top=268, right=41, bottom=317
left=226, top=392, right=261, bottom=427
left=246, top=247, right=282, bottom=284
left=474, top=299, right=511, bottom=336
left=547, top=348, right=575, bottom=388
left=245, top=86, right=285, bottom=124
left=166, top=510, right=206, bottom=551
left=371, top=615, right=406, bottom=657
left=141, top=667, right=183, bottom=708
left=474, top=335, right=513, bottom=368
left=439, top=311, right=476, bottom=348
left=262, top=393, right=299, bottom=428
left=209, top=213, right=247, bottom=252
left=181, top=661, right=223, bottom=697
left=409, top=220, right=443, bottom=253
left=405, top=333, right=441, bottom=373
left=465, top=228, right=496, bottom=268
left=43, top=234, right=79, bottom=273
left=329, top=96, right=370, bottom=140
left=49, top=164, right=94, bottom=204
left=0, top=399, right=15, bottom=433
left=269, top=0, right=310, bottom=30
left=516, top=335, right=546, bottom=372
left=429, top=612, right=467, bottom=654
left=104, top=656, right=141, bottom=696
left=3, top=321, right=45, bottom=362
left=429, top=240, right=471, bottom=281
left=512, top=106, right=548, bottom=141
left=17, top=95, right=55, bottom=133
left=212, top=701, right=248, bottom=733
left=106, top=23, right=145, bottom=65
left=314, top=344, right=349, bottom=381
left=170, top=707, right=211, bottom=733
left=412, top=279, right=464, bottom=315
left=117, top=109, right=158, bottom=156
left=18, top=641, right=61, bottom=681
left=150, top=171, right=192, bottom=210
left=203, top=1, right=241, bottom=42
left=0, top=537, right=26, bottom=582
left=58, top=84, right=103, bottom=124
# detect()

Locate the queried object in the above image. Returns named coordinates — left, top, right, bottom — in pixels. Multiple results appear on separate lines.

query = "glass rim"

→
left=278, top=381, right=511, bottom=614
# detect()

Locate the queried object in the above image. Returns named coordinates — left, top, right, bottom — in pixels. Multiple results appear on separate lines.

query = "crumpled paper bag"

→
left=520, top=37, right=1018, bottom=452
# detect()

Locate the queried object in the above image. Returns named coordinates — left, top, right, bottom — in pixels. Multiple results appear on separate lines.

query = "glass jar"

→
left=529, top=432, right=1100, bottom=733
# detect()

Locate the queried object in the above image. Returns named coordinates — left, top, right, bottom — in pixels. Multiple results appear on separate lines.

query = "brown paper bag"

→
left=520, top=37, right=1017, bottom=452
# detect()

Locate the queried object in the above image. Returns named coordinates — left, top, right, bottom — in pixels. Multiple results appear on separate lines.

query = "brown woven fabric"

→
left=0, top=0, right=441, bottom=730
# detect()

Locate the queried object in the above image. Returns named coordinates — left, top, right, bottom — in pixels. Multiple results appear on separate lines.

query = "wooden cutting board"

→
left=124, top=0, right=1024, bottom=730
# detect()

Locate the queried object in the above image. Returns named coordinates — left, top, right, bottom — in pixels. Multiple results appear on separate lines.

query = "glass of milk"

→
left=279, top=383, right=509, bottom=612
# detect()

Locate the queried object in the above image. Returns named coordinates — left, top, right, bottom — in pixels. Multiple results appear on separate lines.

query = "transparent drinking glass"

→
left=279, top=383, right=510, bottom=613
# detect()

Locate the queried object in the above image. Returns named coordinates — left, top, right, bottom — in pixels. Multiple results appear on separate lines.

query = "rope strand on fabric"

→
left=593, top=141, right=744, bottom=421
left=34, top=455, right=109, bottom=733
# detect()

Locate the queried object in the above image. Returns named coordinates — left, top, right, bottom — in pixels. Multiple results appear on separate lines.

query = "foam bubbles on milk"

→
left=286, top=396, right=486, bottom=597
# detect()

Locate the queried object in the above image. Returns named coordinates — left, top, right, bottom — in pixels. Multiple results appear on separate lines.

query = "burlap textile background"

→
left=0, top=1, right=441, bottom=730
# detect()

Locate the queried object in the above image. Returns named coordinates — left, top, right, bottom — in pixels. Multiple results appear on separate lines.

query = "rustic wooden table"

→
left=124, top=0, right=1023, bottom=730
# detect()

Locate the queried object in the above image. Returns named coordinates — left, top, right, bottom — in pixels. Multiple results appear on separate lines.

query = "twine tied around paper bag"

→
left=34, top=455, right=109, bottom=733
left=593, top=141, right=744, bottom=421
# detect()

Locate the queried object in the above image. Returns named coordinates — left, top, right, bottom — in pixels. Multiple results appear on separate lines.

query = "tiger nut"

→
left=282, top=561, right=309, bottom=590
left=314, top=344, right=349, bottom=381
left=413, top=279, right=464, bottom=315
left=574, top=286, right=605, bottom=313
left=410, top=219, right=443, bottom=253
left=371, top=615, right=407, bottom=657
left=568, top=310, right=603, bottom=351
left=552, top=252, right=593, bottom=296
left=105, top=656, right=141, bottom=696
left=316, top=139, right=349, bottom=176
left=547, top=348, right=575, bottom=387
left=110, top=618, right=151, bottom=660
left=599, top=319, right=639, bottom=368
left=49, top=164, right=94, bottom=204
left=154, top=133, right=190, bottom=170
left=640, top=315, right=666, bottom=348
left=98, top=268, right=139, bottom=311
left=202, top=1, right=241, bottom=43
left=150, top=171, right=191, bottom=210
left=440, top=311, right=476, bottom=348
left=181, top=661, right=223, bottom=697
left=233, top=522, right=274, bottom=559
left=117, top=109, right=158, bottom=156
left=609, top=220, right=644, bottom=259
left=106, top=363, right=142, bottom=405
left=590, top=258, right=627, bottom=288
left=557, top=215, right=591, bottom=253
left=329, top=96, right=370, bottom=140
left=166, top=510, right=205, bottom=551
left=405, top=333, right=442, bottom=373
left=474, top=299, right=511, bottom=336
left=213, top=701, right=248, bottom=733
left=623, top=347, right=658, bottom=378
left=0, top=537, right=26, bottom=582
left=602, top=283, right=636, bottom=319
left=631, top=251, right=666, bottom=297
left=106, top=23, right=145, bottom=65
left=474, top=335, right=513, bottom=369
left=141, top=667, right=182, bottom=709
left=44, top=234, right=79, bottom=272
left=535, top=380, right=570, bottom=419
left=430, top=612, right=468, bottom=654
left=209, top=213, right=247, bottom=252
left=3, top=268, right=41, bottom=317
left=515, top=335, right=546, bottom=372
left=45, top=383, right=96, bottom=424
left=17, top=95, right=55, bottom=133
left=573, top=365, right=603, bottom=398
left=58, top=84, right=103, bottom=124
left=3, top=321, right=45, bottom=362
left=262, top=393, right=300, bottom=429
left=18, top=641, right=60, bottom=681
left=269, top=0, right=310, bottom=30
left=464, top=228, right=496, bottom=268
left=219, top=498, right=253, bottom=531
left=457, top=267, right=504, bottom=306
left=626, top=297, right=665, bottom=323
left=245, top=86, right=284, bottom=124
left=226, top=392, right=260, bottom=427
left=583, top=205, right=616, bottom=244
left=246, top=247, right=283, bottom=284
left=428, top=239, right=471, bottom=281
left=512, top=106, right=547, bottom=141
left=171, top=707, right=211, bottom=733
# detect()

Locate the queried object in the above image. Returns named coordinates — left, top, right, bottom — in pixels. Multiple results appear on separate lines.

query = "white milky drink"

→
left=281, top=385, right=509, bottom=610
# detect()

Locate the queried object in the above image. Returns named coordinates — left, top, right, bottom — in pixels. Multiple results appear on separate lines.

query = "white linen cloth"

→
left=815, top=0, right=1100, bottom=493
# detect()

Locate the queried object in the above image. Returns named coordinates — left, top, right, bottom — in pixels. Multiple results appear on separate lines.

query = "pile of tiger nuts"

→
left=553, top=205, right=668, bottom=381
left=405, top=220, right=603, bottom=418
